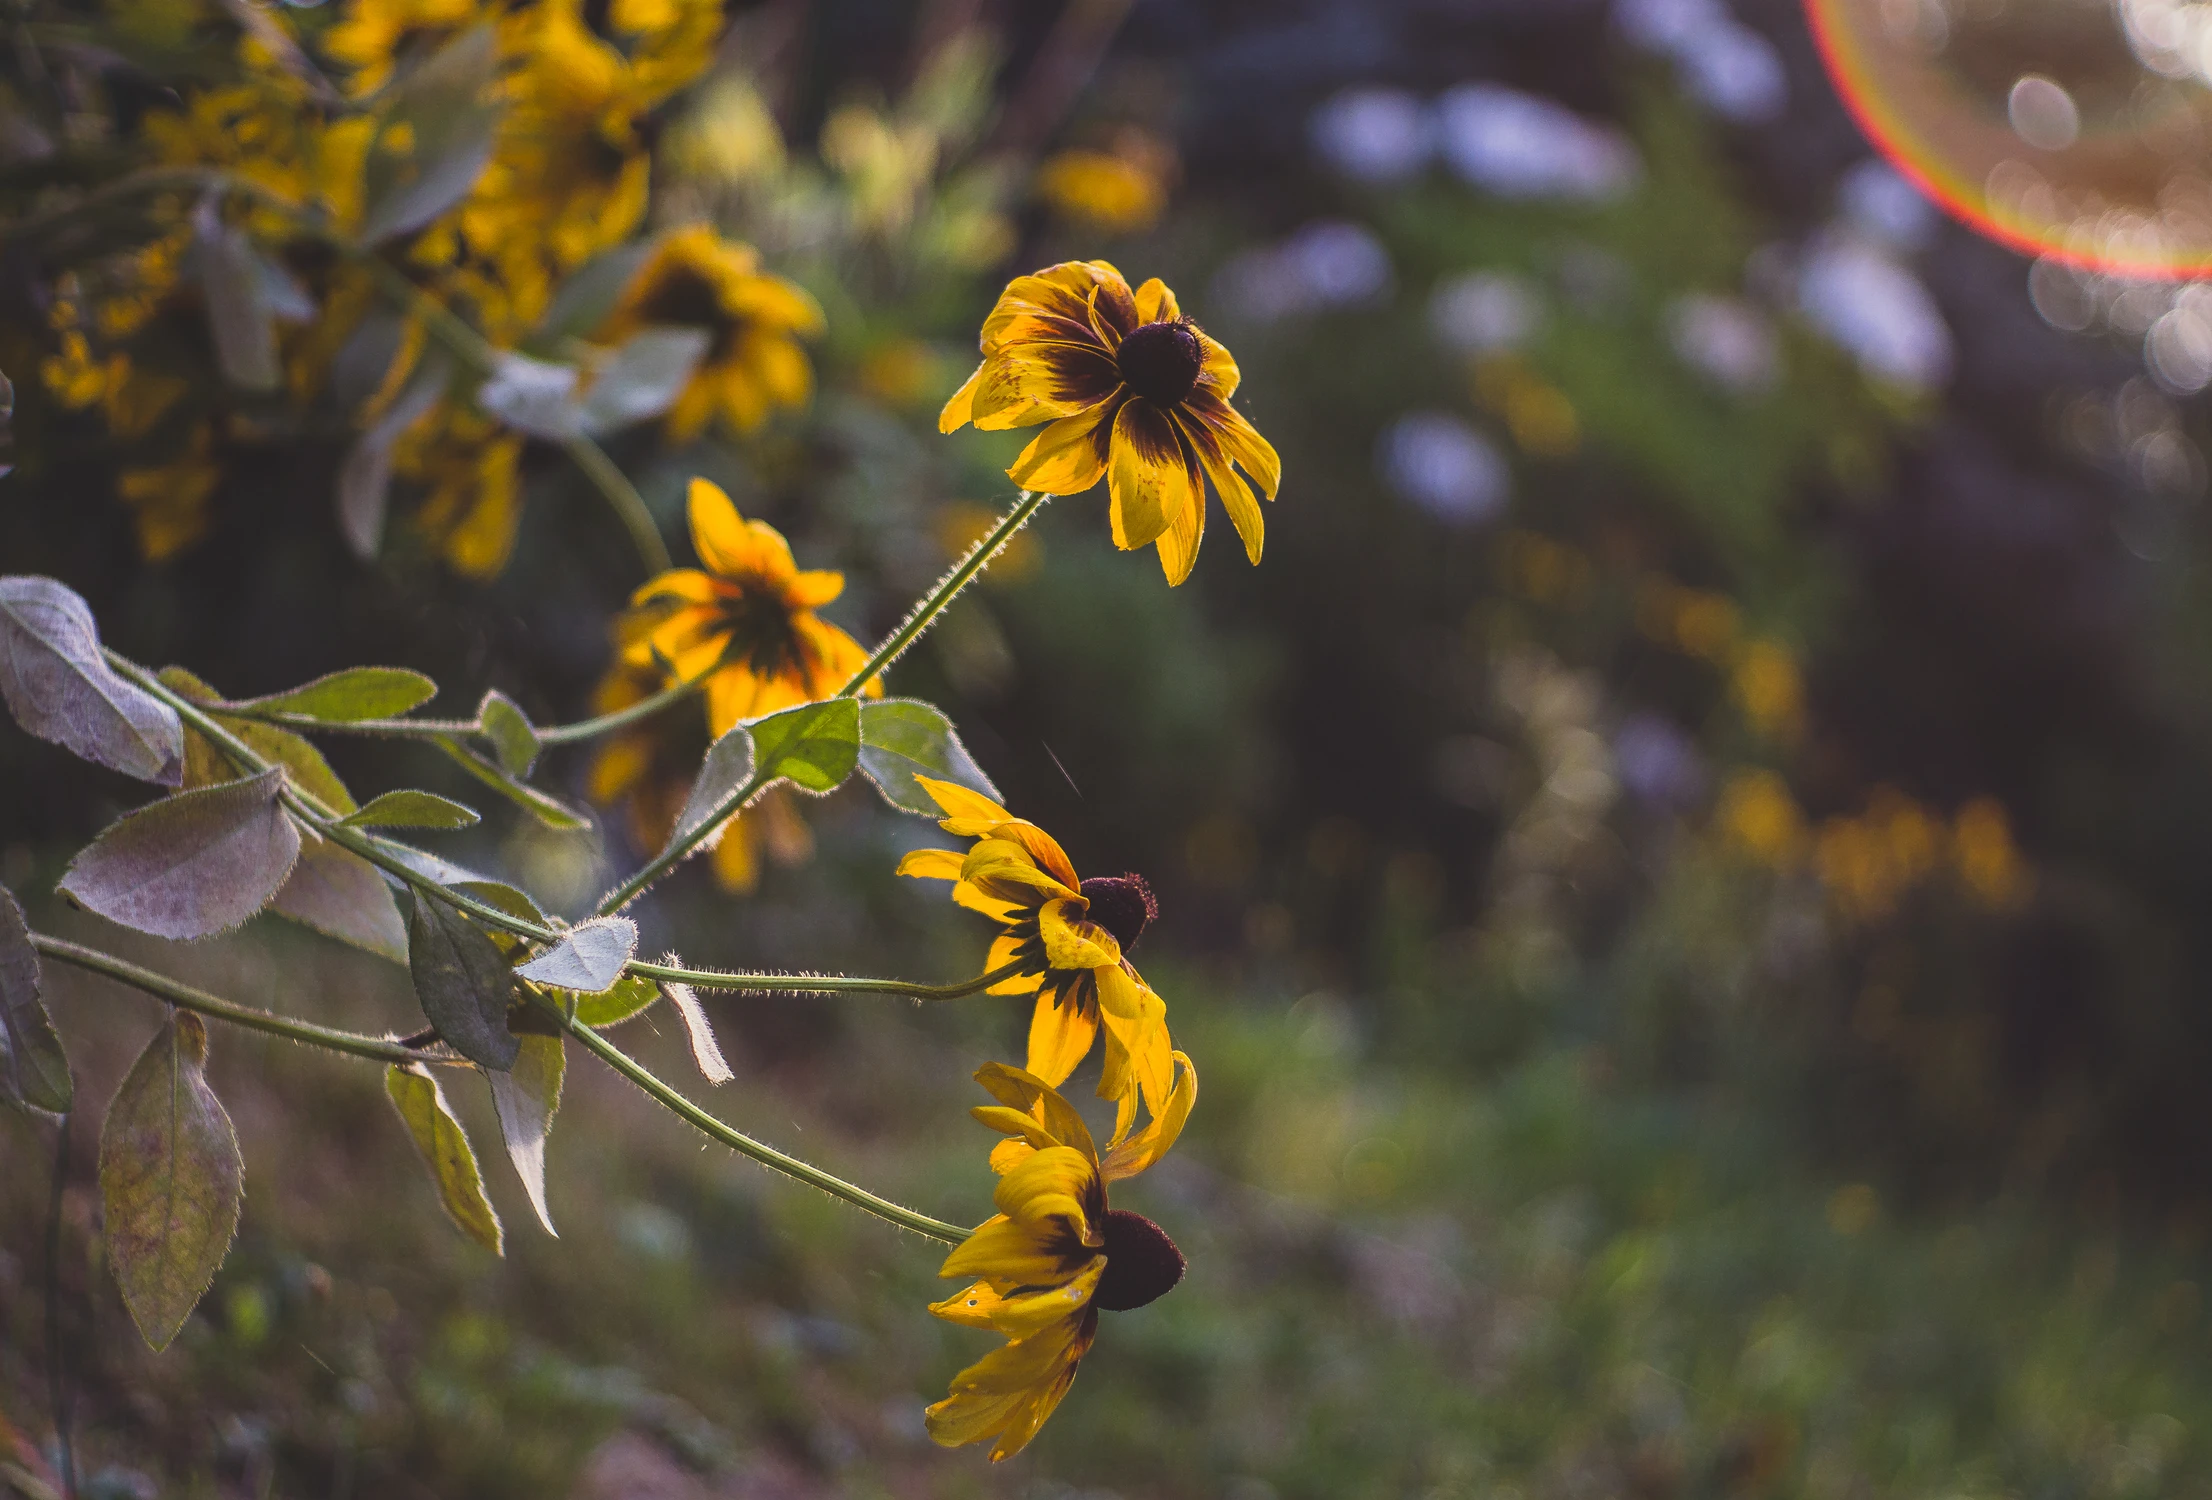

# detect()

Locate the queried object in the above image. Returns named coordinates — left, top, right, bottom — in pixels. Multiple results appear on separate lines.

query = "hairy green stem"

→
left=592, top=762, right=765, bottom=915
left=632, top=957, right=1025, bottom=999
left=32, top=933, right=457, bottom=1067
left=216, top=668, right=706, bottom=746
left=838, top=489, right=1048, bottom=698
left=542, top=994, right=968, bottom=1245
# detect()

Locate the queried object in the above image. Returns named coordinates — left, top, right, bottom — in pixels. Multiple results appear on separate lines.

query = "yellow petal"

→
left=916, top=775, right=1015, bottom=828
left=940, top=360, right=985, bottom=433
left=1188, top=390, right=1280, bottom=499
left=1101, top=1050, right=1197, bottom=1183
left=1007, top=402, right=1114, bottom=496
left=1152, top=468, right=1204, bottom=586
left=686, top=477, right=751, bottom=574
left=896, top=846, right=966, bottom=882
left=989, top=1258, right=1104, bottom=1340
left=971, top=1104, right=1061, bottom=1153
left=1026, top=992, right=1099, bottom=1088
left=1106, top=400, right=1189, bottom=551
left=1038, top=898, right=1120, bottom=971
left=1197, top=329, right=1240, bottom=400
left=940, top=1214, right=1078, bottom=1286
left=1180, top=408, right=1264, bottom=566
left=992, top=1145, right=1099, bottom=1237
left=928, top=1278, right=1006, bottom=1330
left=1134, top=277, right=1181, bottom=324
left=989, top=1136, right=1038, bottom=1175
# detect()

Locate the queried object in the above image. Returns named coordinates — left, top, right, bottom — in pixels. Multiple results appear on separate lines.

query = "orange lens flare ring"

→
left=1804, top=0, right=2212, bottom=278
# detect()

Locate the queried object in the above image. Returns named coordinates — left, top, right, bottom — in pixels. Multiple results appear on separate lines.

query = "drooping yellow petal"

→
left=1038, top=898, right=1121, bottom=971
left=1152, top=459, right=1205, bottom=586
left=1007, top=402, right=1114, bottom=496
left=940, top=1213, right=1083, bottom=1286
left=971, top=1104, right=1061, bottom=1154
left=989, top=1258, right=1104, bottom=1340
left=929, top=1278, right=1007, bottom=1330
left=1026, top=991, right=1099, bottom=1088
left=1101, top=1050, right=1197, bottom=1183
left=1181, top=407, right=1264, bottom=565
left=896, top=846, right=966, bottom=882
left=940, top=360, right=985, bottom=433
left=917, top=775, right=1015, bottom=829
left=992, top=1145, right=1099, bottom=1237
left=969, top=345, right=1122, bottom=431
left=1106, top=400, right=1188, bottom=551
left=1187, top=390, right=1280, bottom=499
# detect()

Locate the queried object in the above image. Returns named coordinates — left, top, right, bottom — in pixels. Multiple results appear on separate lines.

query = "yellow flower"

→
left=586, top=657, right=816, bottom=893
left=617, top=478, right=876, bottom=737
left=401, top=411, right=524, bottom=578
left=941, top=260, right=1280, bottom=585
left=598, top=226, right=823, bottom=439
left=117, top=423, right=222, bottom=562
left=1035, top=149, right=1166, bottom=235
left=927, top=1055, right=1195, bottom=1461
left=322, top=0, right=482, bottom=94
left=897, top=779, right=1172, bottom=1140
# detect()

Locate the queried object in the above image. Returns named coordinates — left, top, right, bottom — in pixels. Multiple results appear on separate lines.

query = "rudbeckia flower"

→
left=598, top=226, right=825, bottom=439
left=940, top=260, right=1281, bottom=585
left=617, top=478, right=878, bottom=738
left=897, top=778, right=1171, bottom=1140
left=928, top=1054, right=1195, bottom=1461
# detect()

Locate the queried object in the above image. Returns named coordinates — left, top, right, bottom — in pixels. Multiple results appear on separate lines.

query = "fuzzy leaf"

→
left=0, top=886, right=70, bottom=1113
left=0, top=576, right=183, bottom=785
left=475, top=352, right=581, bottom=439
left=359, top=26, right=502, bottom=244
left=98, top=1013, right=243, bottom=1350
left=486, top=1032, right=563, bottom=1235
left=60, top=767, right=300, bottom=940
left=666, top=725, right=755, bottom=858
left=236, top=667, right=439, bottom=723
left=194, top=199, right=279, bottom=392
left=432, top=736, right=587, bottom=831
left=339, top=352, right=448, bottom=559
left=340, top=789, right=480, bottom=830
left=160, top=666, right=356, bottom=815
left=407, top=888, right=519, bottom=1071
left=515, top=916, right=635, bottom=994
left=575, top=328, right=710, bottom=435
left=385, top=1063, right=502, bottom=1253
left=475, top=691, right=539, bottom=776
left=527, top=244, right=650, bottom=351
left=665, top=976, right=732, bottom=1085
left=271, top=841, right=408, bottom=963
left=572, top=972, right=659, bottom=1027
left=750, top=698, right=860, bottom=794
left=856, top=698, right=1000, bottom=815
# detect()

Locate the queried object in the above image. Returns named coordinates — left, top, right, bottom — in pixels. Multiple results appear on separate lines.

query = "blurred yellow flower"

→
left=1953, top=797, right=2032, bottom=910
left=600, top=227, right=824, bottom=439
left=117, top=424, right=222, bottom=562
left=617, top=478, right=876, bottom=737
left=401, top=412, right=524, bottom=579
left=1035, top=149, right=1166, bottom=235
left=1717, top=768, right=1806, bottom=869
left=942, top=260, right=1281, bottom=585
left=898, top=778, right=1171, bottom=1140
left=927, top=1056, right=1194, bottom=1461
left=1732, top=639, right=1805, bottom=743
left=666, top=75, right=786, bottom=186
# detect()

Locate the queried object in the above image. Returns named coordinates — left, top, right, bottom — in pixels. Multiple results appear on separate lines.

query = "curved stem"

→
left=593, top=763, right=764, bottom=915
left=838, top=489, right=1048, bottom=698
left=218, top=669, right=705, bottom=746
left=32, top=933, right=460, bottom=1067
left=562, top=433, right=672, bottom=575
left=631, top=957, right=1025, bottom=999
left=542, top=995, right=968, bottom=1244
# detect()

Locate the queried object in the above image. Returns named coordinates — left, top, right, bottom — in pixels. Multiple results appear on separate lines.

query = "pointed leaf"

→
left=432, top=735, right=587, bottom=831
left=160, top=666, right=356, bottom=815
left=475, top=690, right=539, bottom=776
left=359, top=26, right=502, bottom=244
left=271, top=841, right=408, bottom=963
left=0, top=886, right=70, bottom=1113
left=193, top=198, right=279, bottom=392
left=406, top=887, right=518, bottom=1071
left=236, top=667, right=439, bottom=723
left=664, top=976, right=732, bottom=1085
left=749, top=698, right=859, bottom=794
left=575, top=328, right=710, bottom=435
left=486, top=1032, right=563, bottom=1236
left=856, top=699, right=1000, bottom=816
left=339, top=351, right=449, bottom=559
left=527, top=244, right=651, bottom=351
left=60, top=768, right=300, bottom=940
left=476, top=352, right=581, bottom=439
left=515, top=916, right=635, bottom=994
left=573, top=972, right=659, bottom=1027
left=666, top=725, right=755, bottom=858
left=385, top=1063, right=502, bottom=1253
left=340, top=790, right=480, bottom=830
left=0, top=576, right=183, bottom=785
left=98, top=1013, right=243, bottom=1350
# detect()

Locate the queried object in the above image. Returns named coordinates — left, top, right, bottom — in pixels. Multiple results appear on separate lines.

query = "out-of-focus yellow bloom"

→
left=1732, top=639, right=1805, bottom=743
left=927, top=1056, right=1194, bottom=1461
left=400, top=411, right=524, bottom=578
left=941, top=261, right=1281, bottom=585
left=1813, top=787, right=2026, bottom=923
left=1035, top=150, right=1166, bottom=235
left=599, top=227, right=823, bottom=439
left=666, top=75, right=786, bottom=186
left=117, top=423, right=222, bottom=562
left=323, top=0, right=480, bottom=93
left=821, top=103, right=938, bottom=236
left=1717, top=768, right=1806, bottom=869
left=1635, top=579, right=1740, bottom=661
left=616, top=478, right=876, bottom=736
left=898, top=779, right=1171, bottom=1140
left=856, top=338, right=935, bottom=407
left=1475, top=356, right=1578, bottom=456
left=1953, top=797, right=2031, bottom=910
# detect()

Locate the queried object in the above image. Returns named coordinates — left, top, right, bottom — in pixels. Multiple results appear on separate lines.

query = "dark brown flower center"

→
left=1093, top=1209, right=1185, bottom=1311
left=1079, top=874, right=1156, bottom=950
left=1115, top=319, right=1202, bottom=407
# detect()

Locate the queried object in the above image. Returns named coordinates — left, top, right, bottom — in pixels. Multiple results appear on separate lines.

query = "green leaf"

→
left=475, top=690, right=539, bottom=776
left=856, top=698, right=1000, bottom=816
left=749, top=698, right=860, bottom=794
left=475, top=351, right=581, bottom=439
left=385, top=1062, right=502, bottom=1254
left=665, top=978, right=732, bottom=1085
left=0, top=575, right=183, bottom=785
left=527, top=243, right=650, bottom=352
left=0, top=885, right=71, bottom=1114
left=575, top=327, right=710, bottom=435
left=665, top=724, right=754, bottom=858
left=193, top=198, right=279, bottom=392
left=271, top=841, right=408, bottom=963
left=573, top=971, right=659, bottom=1027
left=486, top=1032, right=563, bottom=1236
left=161, top=666, right=358, bottom=815
left=339, top=351, right=449, bottom=560
left=406, top=887, right=519, bottom=1071
left=60, top=767, right=301, bottom=940
left=235, top=667, right=439, bottom=723
left=98, top=1013, right=243, bottom=1351
left=432, top=735, right=588, bottom=831
left=514, top=916, right=635, bottom=994
left=340, top=789, right=480, bottom=830
left=359, top=26, right=503, bottom=244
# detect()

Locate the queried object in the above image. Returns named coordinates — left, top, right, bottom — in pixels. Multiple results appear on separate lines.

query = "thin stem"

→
left=543, top=994, right=968, bottom=1245
left=45, top=1108, right=75, bottom=1500
left=216, top=668, right=706, bottom=746
left=594, top=763, right=764, bottom=915
left=838, top=489, right=1048, bottom=698
left=31, top=934, right=461, bottom=1068
left=630, top=957, right=1025, bottom=999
